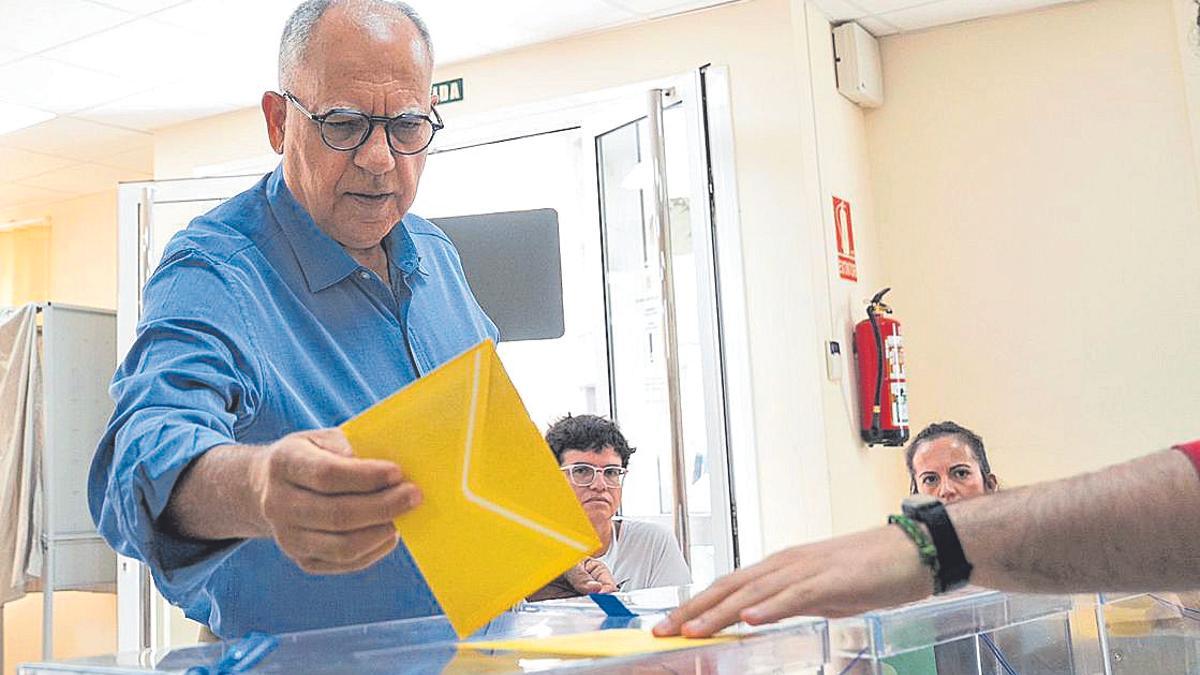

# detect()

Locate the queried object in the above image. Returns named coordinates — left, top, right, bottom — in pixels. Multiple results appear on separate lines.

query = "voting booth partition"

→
left=0, top=303, right=117, bottom=670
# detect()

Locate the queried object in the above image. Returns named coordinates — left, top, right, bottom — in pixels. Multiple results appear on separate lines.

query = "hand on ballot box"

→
left=253, top=427, right=422, bottom=574
left=527, top=557, right=617, bottom=601
left=654, top=526, right=930, bottom=638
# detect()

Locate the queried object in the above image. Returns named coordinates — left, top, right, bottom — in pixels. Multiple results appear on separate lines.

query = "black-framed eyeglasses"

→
left=560, top=463, right=628, bottom=488
left=282, top=91, right=444, bottom=155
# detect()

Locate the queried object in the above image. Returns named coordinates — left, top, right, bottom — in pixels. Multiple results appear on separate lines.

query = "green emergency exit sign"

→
left=433, top=78, right=464, bottom=104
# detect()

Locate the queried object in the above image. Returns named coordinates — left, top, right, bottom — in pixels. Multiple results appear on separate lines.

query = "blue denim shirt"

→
left=88, top=165, right=498, bottom=638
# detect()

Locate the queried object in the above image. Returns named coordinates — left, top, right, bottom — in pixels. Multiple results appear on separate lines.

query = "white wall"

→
left=867, top=0, right=1200, bottom=487
left=793, top=1, right=909, bottom=534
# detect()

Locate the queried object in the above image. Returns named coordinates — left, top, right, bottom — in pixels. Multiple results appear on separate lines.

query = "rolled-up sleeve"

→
left=89, top=248, right=263, bottom=605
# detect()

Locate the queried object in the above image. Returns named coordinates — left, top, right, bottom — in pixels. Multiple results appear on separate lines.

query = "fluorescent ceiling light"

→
left=0, top=101, right=56, bottom=136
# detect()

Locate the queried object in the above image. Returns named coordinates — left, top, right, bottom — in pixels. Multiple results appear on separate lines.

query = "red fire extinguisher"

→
left=854, top=288, right=910, bottom=446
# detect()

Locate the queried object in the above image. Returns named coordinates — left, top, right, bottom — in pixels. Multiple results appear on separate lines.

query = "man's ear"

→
left=262, top=91, right=286, bottom=155
left=430, top=92, right=439, bottom=109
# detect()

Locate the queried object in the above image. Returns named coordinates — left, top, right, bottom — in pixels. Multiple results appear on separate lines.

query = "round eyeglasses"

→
left=560, top=463, right=628, bottom=488
left=282, top=91, right=443, bottom=155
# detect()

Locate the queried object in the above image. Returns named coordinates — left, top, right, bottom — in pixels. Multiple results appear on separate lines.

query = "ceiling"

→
left=0, top=0, right=1077, bottom=223
left=809, top=0, right=1077, bottom=36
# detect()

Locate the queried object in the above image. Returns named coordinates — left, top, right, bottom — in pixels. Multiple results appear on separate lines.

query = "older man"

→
left=88, top=0, right=594, bottom=639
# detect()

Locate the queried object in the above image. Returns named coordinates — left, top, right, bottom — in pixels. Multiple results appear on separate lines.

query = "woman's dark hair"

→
left=545, top=414, right=636, bottom=467
left=905, top=421, right=992, bottom=494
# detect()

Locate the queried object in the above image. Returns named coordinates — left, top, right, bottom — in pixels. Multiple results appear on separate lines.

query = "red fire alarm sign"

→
left=832, top=196, right=857, bottom=282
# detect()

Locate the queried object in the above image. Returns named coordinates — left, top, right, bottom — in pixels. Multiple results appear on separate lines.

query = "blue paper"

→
left=589, top=593, right=636, bottom=617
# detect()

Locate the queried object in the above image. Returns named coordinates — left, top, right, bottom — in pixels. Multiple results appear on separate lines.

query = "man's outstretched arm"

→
left=654, top=447, right=1200, bottom=638
left=963, top=447, right=1200, bottom=593
left=164, top=428, right=423, bottom=574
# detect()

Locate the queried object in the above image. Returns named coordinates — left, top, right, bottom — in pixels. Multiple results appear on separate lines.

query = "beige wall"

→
left=48, top=192, right=119, bottom=310
left=867, top=0, right=1200, bottom=487
left=3, top=592, right=117, bottom=675
left=0, top=224, right=50, bottom=307
left=1, top=191, right=119, bottom=310
left=154, top=107, right=273, bottom=180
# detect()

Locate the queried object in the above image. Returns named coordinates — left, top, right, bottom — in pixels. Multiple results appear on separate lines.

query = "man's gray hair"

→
left=278, top=0, right=433, bottom=90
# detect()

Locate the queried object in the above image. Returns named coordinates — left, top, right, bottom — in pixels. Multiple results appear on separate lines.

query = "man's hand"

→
left=653, top=525, right=931, bottom=638
left=253, top=428, right=422, bottom=574
left=527, top=558, right=618, bottom=601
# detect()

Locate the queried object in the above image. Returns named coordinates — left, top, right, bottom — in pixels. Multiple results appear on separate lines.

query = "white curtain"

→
left=0, top=304, right=44, bottom=605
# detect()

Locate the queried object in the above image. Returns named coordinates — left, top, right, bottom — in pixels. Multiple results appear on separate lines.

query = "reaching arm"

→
left=90, top=249, right=424, bottom=586
left=164, top=428, right=423, bottom=574
left=960, top=448, right=1200, bottom=593
left=654, top=446, right=1200, bottom=637
left=163, top=444, right=271, bottom=541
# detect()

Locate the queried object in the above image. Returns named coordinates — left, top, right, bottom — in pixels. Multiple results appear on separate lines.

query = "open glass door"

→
left=412, top=128, right=611, bottom=430
left=591, top=79, right=734, bottom=587
left=416, top=73, right=736, bottom=586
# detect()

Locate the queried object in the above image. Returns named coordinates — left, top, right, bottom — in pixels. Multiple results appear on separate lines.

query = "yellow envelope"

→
left=342, top=339, right=601, bottom=637
left=458, top=628, right=737, bottom=657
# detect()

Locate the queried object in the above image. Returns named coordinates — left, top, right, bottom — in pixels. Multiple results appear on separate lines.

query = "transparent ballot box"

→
left=830, top=588, right=1076, bottom=674
left=1090, top=591, right=1200, bottom=674
left=18, top=588, right=829, bottom=674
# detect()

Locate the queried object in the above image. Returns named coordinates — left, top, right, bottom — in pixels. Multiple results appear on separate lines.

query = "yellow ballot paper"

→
left=458, top=628, right=737, bottom=657
left=342, top=339, right=601, bottom=638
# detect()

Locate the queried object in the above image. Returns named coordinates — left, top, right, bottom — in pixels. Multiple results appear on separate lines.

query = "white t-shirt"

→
left=595, top=519, right=691, bottom=591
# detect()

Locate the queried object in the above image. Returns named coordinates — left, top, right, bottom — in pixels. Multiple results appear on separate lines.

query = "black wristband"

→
left=901, top=497, right=973, bottom=594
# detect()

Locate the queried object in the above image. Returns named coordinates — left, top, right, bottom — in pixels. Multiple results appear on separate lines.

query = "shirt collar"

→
left=382, top=216, right=426, bottom=280
left=266, top=164, right=423, bottom=292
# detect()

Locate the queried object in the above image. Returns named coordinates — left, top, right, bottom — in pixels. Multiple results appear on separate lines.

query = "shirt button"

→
left=359, top=271, right=371, bottom=280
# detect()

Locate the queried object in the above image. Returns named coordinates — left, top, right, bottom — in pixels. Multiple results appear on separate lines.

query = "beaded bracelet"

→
left=888, top=513, right=940, bottom=579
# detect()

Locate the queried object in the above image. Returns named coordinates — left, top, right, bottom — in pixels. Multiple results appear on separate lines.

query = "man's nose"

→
left=353, top=124, right=396, bottom=175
